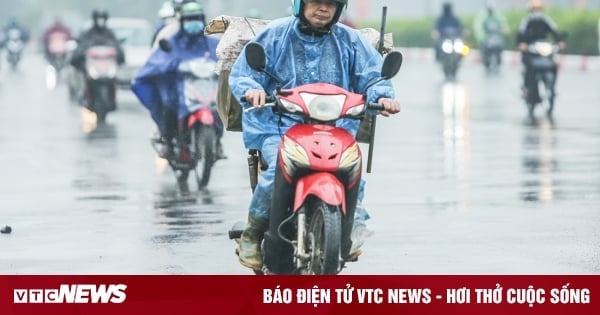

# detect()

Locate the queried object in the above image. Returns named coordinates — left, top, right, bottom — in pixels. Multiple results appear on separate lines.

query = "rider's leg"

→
left=238, top=135, right=280, bottom=270
left=350, top=178, right=374, bottom=260
left=160, top=107, right=177, bottom=158
left=213, top=110, right=227, bottom=159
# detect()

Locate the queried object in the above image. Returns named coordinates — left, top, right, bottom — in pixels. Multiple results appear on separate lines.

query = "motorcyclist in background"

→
left=517, top=0, right=565, bottom=105
left=151, top=1, right=177, bottom=46
left=228, top=0, right=400, bottom=271
left=132, top=2, right=226, bottom=160
left=42, top=17, right=74, bottom=64
left=1, top=17, right=29, bottom=53
left=70, top=9, right=125, bottom=72
left=473, top=1, right=509, bottom=66
left=3, top=17, right=30, bottom=44
left=431, top=2, right=465, bottom=61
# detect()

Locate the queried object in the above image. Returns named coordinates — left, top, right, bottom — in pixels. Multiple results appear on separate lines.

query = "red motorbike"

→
left=152, top=40, right=222, bottom=191
left=229, top=43, right=402, bottom=275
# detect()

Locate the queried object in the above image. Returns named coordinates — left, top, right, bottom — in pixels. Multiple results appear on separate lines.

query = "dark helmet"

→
left=91, top=8, right=109, bottom=28
left=442, top=2, right=453, bottom=14
left=92, top=8, right=108, bottom=20
left=292, top=0, right=348, bottom=25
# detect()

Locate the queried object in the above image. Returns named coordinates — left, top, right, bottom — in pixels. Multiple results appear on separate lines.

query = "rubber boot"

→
left=348, top=203, right=374, bottom=261
left=237, top=214, right=269, bottom=270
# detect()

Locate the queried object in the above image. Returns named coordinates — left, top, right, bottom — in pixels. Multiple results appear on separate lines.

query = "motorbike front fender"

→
left=188, top=107, right=214, bottom=128
left=293, top=172, right=346, bottom=215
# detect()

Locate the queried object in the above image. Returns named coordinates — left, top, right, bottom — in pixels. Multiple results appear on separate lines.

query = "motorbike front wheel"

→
left=306, top=200, right=342, bottom=275
left=192, top=125, right=216, bottom=189
left=443, top=57, right=458, bottom=81
left=486, top=51, right=500, bottom=74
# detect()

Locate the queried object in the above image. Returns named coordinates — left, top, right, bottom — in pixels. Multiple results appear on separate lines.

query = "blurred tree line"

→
left=359, top=8, right=600, bottom=56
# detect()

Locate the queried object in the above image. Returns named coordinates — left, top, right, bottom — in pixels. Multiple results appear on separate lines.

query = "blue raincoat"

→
left=229, top=16, right=395, bottom=220
left=131, top=31, right=219, bottom=133
left=229, top=16, right=395, bottom=150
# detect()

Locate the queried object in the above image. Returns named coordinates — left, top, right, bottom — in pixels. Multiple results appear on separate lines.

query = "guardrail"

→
left=398, top=47, right=600, bottom=72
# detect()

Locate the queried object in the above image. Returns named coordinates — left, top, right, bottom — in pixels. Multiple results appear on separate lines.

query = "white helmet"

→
left=158, top=1, right=175, bottom=19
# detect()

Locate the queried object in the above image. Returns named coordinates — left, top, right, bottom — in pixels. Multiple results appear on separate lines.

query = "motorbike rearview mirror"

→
left=158, top=39, right=172, bottom=53
left=244, top=42, right=283, bottom=91
left=362, top=51, right=403, bottom=94
left=381, top=51, right=403, bottom=80
left=245, top=42, right=266, bottom=72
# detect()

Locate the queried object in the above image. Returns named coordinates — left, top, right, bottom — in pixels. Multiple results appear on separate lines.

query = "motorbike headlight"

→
left=339, top=142, right=361, bottom=185
left=442, top=40, right=454, bottom=54
left=86, top=64, right=99, bottom=79
left=453, top=40, right=465, bottom=53
left=280, top=135, right=310, bottom=178
left=301, top=93, right=345, bottom=121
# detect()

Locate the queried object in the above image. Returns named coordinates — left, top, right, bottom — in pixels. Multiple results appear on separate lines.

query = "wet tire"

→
left=193, top=125, right=216, bottom=189
left=307, top=200, right=342, bottom=275
left=443, top=58, right=458, bottom=81
left=93, top=84, right=111, bottom=124
left=542, top=72, right=556, bottom=117
left=96, top=109, right=107, bottom=124
left=486, top=52, right=500, bottom=75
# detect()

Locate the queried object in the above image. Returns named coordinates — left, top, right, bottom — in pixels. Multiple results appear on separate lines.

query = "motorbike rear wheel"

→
left=539, top=72, right=555, bottom=116
left=93, top=84, right=112, bottom=124
left=306, top=200, right=342, bottom=275
left=193, top=125, right=216, bottom=189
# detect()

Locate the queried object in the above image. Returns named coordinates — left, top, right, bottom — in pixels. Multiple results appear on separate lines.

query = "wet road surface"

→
left=1, top=52, right=599, bottom=274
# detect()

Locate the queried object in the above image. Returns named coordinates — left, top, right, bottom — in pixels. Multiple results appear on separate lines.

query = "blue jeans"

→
left=248, top=134, right=370, bottom=222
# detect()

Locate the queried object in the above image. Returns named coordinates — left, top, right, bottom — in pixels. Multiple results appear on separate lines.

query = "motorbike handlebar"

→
left=241, top=98, right=388, bottom=116
left=368, top=102, right=384, bottom=111
left=240, top=96, right=277, bottom=104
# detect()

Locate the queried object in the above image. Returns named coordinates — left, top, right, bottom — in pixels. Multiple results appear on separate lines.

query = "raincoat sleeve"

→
left=228, top=38, right=272, bottom=110
left=350, top=31, right=395, bottom=110
left=131, top=46, right=179, bottom=130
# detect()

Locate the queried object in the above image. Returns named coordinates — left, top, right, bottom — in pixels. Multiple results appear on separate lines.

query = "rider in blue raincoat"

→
left=228, top=0, right=401, bottom=271
left=132, top=2, right=224, bottom=159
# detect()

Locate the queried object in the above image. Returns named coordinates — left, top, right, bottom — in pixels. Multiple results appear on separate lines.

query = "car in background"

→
left=108, top=18, right=154, bottom=88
